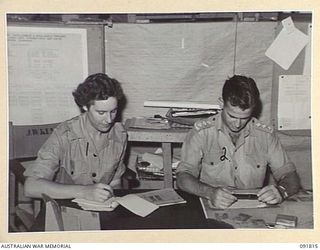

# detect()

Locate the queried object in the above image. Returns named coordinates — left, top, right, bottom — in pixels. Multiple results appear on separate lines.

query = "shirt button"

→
left=92, top=172, right=97, bottom=177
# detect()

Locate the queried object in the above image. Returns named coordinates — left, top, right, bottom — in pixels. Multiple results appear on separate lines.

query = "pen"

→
left=86, top=142, right=89, bottom=156
left=104, top=187, right=114, bottom=197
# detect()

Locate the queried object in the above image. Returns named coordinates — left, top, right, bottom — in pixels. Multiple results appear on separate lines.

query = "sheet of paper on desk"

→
left=228, top=199, right=267, bottom=209
left=116, top=194, right=159, bottom=217
left=73, top=195, right=159, bottom=217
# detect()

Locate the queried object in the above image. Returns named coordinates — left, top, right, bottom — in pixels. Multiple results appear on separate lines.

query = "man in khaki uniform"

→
left=176, top=75, right=300, bottom=209
left=24, top=73, right=127, bottom=203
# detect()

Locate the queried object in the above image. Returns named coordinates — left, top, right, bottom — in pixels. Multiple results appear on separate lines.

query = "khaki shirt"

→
left=24, top=113, right=127, bottom=186
left=176, top=113, right=296, bottom=189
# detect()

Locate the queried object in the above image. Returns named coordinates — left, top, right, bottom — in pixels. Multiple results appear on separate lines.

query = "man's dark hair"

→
left=73, top=73, right=124, bottom=112
left=222, top=75, right=260, bottom=110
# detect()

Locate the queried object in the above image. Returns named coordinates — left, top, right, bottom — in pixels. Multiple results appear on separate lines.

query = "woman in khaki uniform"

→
left=24, top=73, right=127, bottom=203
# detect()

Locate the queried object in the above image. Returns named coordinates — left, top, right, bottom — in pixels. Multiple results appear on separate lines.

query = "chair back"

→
left=42, top=194, right=64, bottom=231
left=8, top=121, right=59, bottom=231
left=9, top=122, right=59, bottom=159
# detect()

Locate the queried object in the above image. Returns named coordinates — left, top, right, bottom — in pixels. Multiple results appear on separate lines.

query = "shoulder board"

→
left=252, top=119, right=273, bottom=133
left=194, top=117, right=216, bottom=131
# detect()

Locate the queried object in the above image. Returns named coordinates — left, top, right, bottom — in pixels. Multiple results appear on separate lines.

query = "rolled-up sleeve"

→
left=176, top=129, right=205, bottom=178
left=267, top=131, right=296, bottom=181
left=23, top=130, right=61, bottom=180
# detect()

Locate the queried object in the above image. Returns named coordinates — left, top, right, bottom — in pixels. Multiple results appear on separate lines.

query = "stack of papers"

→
left=129, top=117, right=171, bottom=129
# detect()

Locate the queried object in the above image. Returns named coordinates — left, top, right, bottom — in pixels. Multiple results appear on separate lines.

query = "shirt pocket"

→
left=200, top=149, right=226, bottom=185
left=69, top=159, right=89, bottom=175
left=245, top=153, right=267, bottom=185
left=66, top=141, right=90, bottom=176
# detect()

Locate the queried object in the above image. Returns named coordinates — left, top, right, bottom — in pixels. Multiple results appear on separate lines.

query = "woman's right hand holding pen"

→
left=81, top=183, right=113, bottom=202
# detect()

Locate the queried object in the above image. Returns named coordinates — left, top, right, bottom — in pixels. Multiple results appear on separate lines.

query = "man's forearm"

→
left=176, top=172, right=214, bottom=198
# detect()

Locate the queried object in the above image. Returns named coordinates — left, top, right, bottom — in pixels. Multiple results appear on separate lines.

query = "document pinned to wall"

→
left=278, top=75, right=311, bottom=130
left=8, top=26, right=88, bottom=125
left=265, top=17, right=309, bottom=70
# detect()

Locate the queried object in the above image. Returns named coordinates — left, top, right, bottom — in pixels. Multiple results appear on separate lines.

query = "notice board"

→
left=7, top=22, right=105, bottom=125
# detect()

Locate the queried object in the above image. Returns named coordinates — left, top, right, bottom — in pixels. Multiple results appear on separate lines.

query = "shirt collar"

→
left=71, top=112, right=119, bottom=142
left=216, top=111, right=253, bottom=138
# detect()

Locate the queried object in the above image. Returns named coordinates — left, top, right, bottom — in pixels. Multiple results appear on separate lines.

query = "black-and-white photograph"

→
left=6, top=11, right=313, bottom=233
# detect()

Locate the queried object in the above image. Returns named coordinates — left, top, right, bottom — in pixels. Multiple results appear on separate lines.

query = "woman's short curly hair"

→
left=73, top=73, right=124, bottom=112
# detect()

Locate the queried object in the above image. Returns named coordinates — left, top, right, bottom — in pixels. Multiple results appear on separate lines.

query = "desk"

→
left=31, top=189, right=313, bottom=231
left=125, top=119, right=189, bottom=188
left=30, top=190, right=232, bottom=231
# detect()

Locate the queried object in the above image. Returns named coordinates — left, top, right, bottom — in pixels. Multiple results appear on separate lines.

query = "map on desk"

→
left=199, top=190, right=314, bottom=229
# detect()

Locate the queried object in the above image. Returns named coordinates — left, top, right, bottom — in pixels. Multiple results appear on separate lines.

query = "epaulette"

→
left=252, top=118, right=273, bottom=133
left=194, top=117, right=216, bottom=131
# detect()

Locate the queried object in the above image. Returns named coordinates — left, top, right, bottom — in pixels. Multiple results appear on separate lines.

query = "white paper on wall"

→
left=8, top=26, right=88, bottom=125
left=265, top=17, right=309, bottom=70
left=278, top=75, right=311, bottom=130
